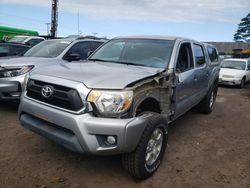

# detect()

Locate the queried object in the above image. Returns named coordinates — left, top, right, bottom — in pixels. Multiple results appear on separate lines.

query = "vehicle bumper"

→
left=18, top=97, right=149, bottom=155
left=0, top=74, right=25, bottom=100
left=218, top=77, right=241, bottom=86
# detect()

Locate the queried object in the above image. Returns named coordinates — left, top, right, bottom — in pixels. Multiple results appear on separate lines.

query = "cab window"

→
left=67, top=41, right=94, bottom=60
left=176, top=43, right=194, bottom=73
left=207, top=46, right=219, bottom=62
left=193, top=44, right=206, bottom=66
left=27, top=39, right=44, bottom=46
left=0, top=45, right=9, bottom=57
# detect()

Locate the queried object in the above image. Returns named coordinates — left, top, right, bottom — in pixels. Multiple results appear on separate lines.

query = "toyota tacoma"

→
left=18, top=36, right=220, bottom=179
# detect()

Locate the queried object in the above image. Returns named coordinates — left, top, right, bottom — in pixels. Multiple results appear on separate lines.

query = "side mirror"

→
left=25, top=42, right=31, bottom=46
left=13, top=51, right=20, bottom=56
left=65, top=53, right=81, bottom=62
left=87, top=51, right=93, bottom=57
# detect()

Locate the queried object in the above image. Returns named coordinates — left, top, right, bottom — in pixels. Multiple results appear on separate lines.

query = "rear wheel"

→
left=122, top=113, right=168, bottom=179
left=198, top=84, right=217, bottom=114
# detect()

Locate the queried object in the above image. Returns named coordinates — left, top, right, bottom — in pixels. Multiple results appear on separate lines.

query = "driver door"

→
left=174, top=42, right=198, bottom=118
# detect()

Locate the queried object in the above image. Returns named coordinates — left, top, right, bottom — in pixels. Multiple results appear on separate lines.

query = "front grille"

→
left=26, top=79, right=84, bottom=111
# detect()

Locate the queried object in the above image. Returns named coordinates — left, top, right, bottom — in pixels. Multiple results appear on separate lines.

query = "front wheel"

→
left=122, top=113, right=168, bottom=179
left=239, top=77, right=245, bottom=89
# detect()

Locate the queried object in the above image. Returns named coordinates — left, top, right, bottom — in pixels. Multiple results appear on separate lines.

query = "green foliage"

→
left=234, top=13, right=250, bottom=42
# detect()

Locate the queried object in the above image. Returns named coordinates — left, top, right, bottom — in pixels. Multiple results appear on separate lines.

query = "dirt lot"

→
left=0, top=85, right=250, bottom=188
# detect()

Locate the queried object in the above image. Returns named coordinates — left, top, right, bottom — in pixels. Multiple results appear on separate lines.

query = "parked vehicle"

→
left=18, top=36, right=220, bottom=179
left=0, top=42, right=30, bottom=57
left=8, top=36, right=45, bottom=47
left=0, top=25, right=39, bottom=41
left=0, top=36, right=106, bottom=100
left=219, top=58, right=250, bottom=88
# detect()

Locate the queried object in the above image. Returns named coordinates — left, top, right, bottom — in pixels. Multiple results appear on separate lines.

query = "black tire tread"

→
left=198, top=84, right=217, bottom=114
left=122, top=113, right=167, bottom=179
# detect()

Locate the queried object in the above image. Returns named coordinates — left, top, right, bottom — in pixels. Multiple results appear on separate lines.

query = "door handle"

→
left=194, top=75, right=198, bottom=81
left=178, top=76, right=184, bottom=84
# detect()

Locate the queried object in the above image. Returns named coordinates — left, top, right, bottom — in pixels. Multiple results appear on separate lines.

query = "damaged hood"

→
left=31, top=61, right=163, bottom=89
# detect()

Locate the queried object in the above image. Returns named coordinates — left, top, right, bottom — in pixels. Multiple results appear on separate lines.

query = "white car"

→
left=219, top=58, right=250, bottom=88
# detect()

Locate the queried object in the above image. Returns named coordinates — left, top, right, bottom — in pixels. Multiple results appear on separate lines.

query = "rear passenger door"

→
left=192, top=43, right=208, bottom=99
left=174, top=42, right=198, bottom=118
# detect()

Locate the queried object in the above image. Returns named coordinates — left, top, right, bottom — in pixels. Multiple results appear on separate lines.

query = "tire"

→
left=198, top=84, right=217, bottom=114
left=122, top=113, right=168, bottom=179
left=239, top=77, right=245, bottom=89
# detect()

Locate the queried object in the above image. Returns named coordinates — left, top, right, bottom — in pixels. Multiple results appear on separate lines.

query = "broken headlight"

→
left=87, top=90, right=133, bottom=115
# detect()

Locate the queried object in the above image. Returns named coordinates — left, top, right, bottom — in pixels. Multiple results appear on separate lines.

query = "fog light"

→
left=106, top=136, right=116, bottom=145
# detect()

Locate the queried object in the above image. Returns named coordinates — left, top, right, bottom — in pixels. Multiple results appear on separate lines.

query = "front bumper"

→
left=219, top=77, right=241, bottom=86
left=0, top=74, right=25, bottom=100
left=18, top=97, right=149, bottom=155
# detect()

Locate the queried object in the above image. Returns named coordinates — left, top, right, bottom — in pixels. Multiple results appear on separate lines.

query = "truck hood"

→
left=0, top=57, right=60, bottom=67
left=220, top=68, right=246, bottom=78
left=32, top=61, right=163, bottom=89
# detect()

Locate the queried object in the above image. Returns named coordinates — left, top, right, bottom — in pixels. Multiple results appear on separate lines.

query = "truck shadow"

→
left=0, top=101, right=19, bottom=112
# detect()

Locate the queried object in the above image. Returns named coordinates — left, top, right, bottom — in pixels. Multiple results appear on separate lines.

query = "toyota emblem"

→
left=41, top=86, right=53, bottom=98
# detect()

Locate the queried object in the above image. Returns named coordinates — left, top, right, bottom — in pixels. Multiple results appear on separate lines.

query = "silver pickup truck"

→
left=18, top=36, right=220, bottom=179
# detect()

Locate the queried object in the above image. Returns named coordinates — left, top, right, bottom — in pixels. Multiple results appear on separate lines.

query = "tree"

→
left=234, top=13, right=250, bottom=42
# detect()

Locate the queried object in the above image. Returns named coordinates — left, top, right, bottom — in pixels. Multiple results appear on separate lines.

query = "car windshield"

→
left=221, top=60, right=246, bottom=70
left=24, top=40, right=71, bottom=58
left=9, top=36, right=29, bottom=43
left=89, top=39, right=175, bottom=68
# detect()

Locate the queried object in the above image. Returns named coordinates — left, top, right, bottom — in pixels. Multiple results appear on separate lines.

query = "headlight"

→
left=0, top=65, right=34, bottom=77
left=23, top=73, right=30, bottom=90
left=87, top=90, right=133, bottom=115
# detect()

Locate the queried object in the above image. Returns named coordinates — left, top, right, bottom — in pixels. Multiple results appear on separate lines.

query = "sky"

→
left=0, top=0, right=249, bottom=41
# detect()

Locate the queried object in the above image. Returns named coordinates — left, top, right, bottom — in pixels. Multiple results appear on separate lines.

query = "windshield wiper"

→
left=88, top=59, right=147, bottom=67
left=109, top=61, right=147, bottom=67
left=88, top=58, right=109, bottom=62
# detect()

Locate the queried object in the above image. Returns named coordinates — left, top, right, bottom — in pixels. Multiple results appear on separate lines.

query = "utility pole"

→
left=50, top=0, right=58, bottom=38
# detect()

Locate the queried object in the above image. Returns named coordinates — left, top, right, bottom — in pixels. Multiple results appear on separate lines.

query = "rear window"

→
left=207, top=46, right=219, bottom=62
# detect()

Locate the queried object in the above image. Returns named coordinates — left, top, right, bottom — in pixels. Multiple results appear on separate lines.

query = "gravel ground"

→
left=0, top=85, right=250, bottom=188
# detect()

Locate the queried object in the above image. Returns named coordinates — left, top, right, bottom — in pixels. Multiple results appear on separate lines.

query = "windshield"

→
left=221, top=60, right=246, bottom=70
left=24, top=40, right=71, bottom=58
left=9, top=36, right=29, bottom=43
left=89, top=39, right=175, bottom=68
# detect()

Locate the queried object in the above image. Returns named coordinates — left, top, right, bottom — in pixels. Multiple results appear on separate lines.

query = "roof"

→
left=113, top=35, right=193, bottom=41
left=65, top=35, right=108, bottom=41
